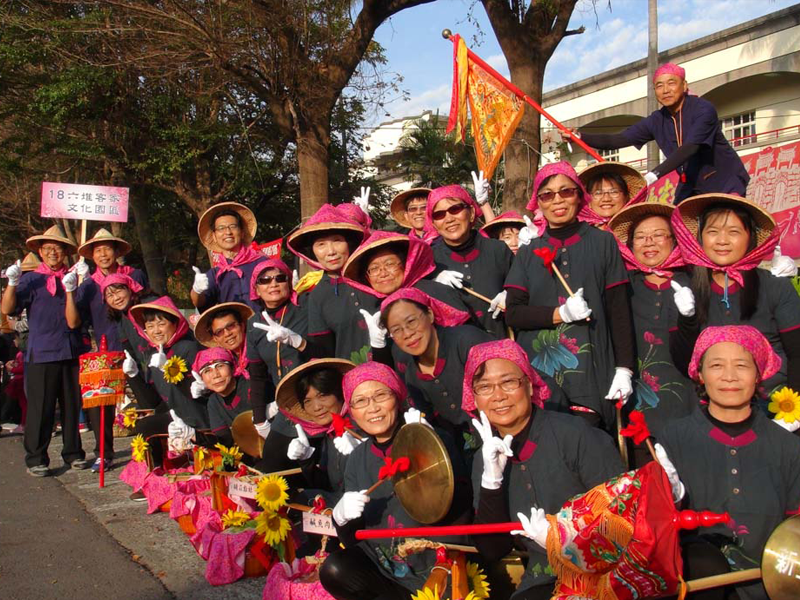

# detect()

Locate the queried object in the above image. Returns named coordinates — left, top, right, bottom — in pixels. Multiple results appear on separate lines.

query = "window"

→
left=722, top=112, right=756, bottom=147
left=598, top=148, right=620, bottom=161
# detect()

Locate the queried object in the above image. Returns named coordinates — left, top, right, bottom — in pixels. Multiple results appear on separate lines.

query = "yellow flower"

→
left=466, top=562, right=491, bottom=598
left=769, top=387, right=800, bottom=423
left=411, top=588, right=441, bottom=600
left=215, top=443, right=243, bottom=462
left=122, top=408, right=138, bottom=428
left=221, top=509, right=251, bottom=530
left=255, top=511, right=291, bottom=547
left=256, top=475, right=289, bottom=512
left=163, top=355, right=188, bottom=384
left=131, top=434, right=149, bottom=463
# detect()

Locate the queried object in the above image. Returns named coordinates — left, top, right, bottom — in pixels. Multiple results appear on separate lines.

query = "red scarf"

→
left=212, top=244, right=262, bottom=279
left=91, top=264, right=136, bottom=287
left=34, top=263, right=68, bottom=296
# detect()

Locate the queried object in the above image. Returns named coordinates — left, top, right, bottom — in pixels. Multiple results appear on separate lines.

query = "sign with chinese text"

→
left=228, top=478, right=257, bottom=500
left=302, top=511, right=337, bottom=537
left=255, top=239, right=283, bottom=259
left=41, top=182, right=129, bottom=223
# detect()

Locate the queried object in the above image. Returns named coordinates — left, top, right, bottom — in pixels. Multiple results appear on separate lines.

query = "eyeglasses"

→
left=406, top=204, right=426, bottom=214
left=537, top=187, right=579, bottom=204
left=257, top=274, right=289, bottom=285
left=211, top=321, right=239, bottom=338
left=40, top=245, right=64, bottom=254
left=632, top=232, right=673, bottom=245
left=472, top=376, right=527, bottom=397
left=388, top=312, right=426, bottom=339
left=214, top=224, right=240, bottom=233
left=591, top=189, right=624, bottom=199
left=431, top=203, right=469, bottom=221
left=350, top=389, right=395, bottom=410
left=366, top=260, right=403, bottom=278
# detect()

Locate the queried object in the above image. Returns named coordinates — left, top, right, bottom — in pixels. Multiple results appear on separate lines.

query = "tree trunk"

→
left=296, top=123, right=330, bottom=224
left=129, top=185, right=167, bottom=295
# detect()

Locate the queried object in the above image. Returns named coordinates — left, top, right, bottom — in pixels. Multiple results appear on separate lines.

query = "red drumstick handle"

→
left=356, top=522, right=522, bottom=540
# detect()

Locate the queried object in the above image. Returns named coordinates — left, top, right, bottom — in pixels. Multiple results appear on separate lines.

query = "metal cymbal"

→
left=763, top=515, right=800, bottom=600
left=391, top=423, right=454, bottom=524
left=231, top=410, right=264, bottom=458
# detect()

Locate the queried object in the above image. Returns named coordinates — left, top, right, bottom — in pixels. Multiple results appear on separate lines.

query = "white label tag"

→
left=228, top=478, right=257, bottom=499
left=302, top=511, right=337, bottom=537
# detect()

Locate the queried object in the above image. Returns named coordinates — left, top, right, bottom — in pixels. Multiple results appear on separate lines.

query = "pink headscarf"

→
left=91, top=264, right=139, bottom=288
left=130, top=296, right=190, bottom=349
left=671, top=204, right=778, bottom=287
left=34, top=263, right=68, bottom=296
left=687, top=325, right=781, bottom=383
left=462, top=339, right=550, bottom=413
left=426, top=185, right=481, bottom=232
left=380, top=287, right=470, bottom=328
left=192, top=347, right=235, bottom=374
left=286, top=204, right=366, bottom=272
left=336, top=203, right=373, bottom=230
left=653, top=63, right=685, bottom=83
left=249, top=258, right=297, bottom=306
left=343, top=231, right=435, bottom=299
left=526, top=161, right=588, bottom=216
left=342, top=361, right=408, bottom=407
left=100, top=272, right=144, bottom=298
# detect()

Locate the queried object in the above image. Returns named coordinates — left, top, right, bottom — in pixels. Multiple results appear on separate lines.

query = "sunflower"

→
left=466, top=562, right=491, bottom=598
left=411, top=588, right=441, bottom=600
left=131, top=434, right=149, bottom=463
left=256, top=475, right=289, bottom=512
left=214, top=443, right=243, bottom=470
left=255, top=510, right=291, bottom=547
left=221, top=509, right=251, bottom=530
left=163, top=355, right=188, bottom=384
left=769, top=387, right=800, bottom=423
left=122, top=408, right=138, bottom=429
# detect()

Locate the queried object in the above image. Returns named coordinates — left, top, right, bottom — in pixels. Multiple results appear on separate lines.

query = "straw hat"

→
left=193, top=302, right=255, bottom=348
left=676, top=193, right=776, bottom=247
left=579, top=162, right=647, bottom=200
left=342, top=233, right=408, bottom=282
left=197, top=202, right=257, bottom=254
left=26, top=225, right=77, bottom=254
left=276, top=358, right=355, bottom=422
left=285, top=219, right=365, bottom=260
left=608, top=202, right=675, bottom=245
left=78, top=227, right=131, bottom=259
left=390, top=188, right=432, bottom=228
left=481, top=212, right=526, bottom=238
left=129, top=301, right=184, bottom=329
left=20, top=252, right=41, bottom=272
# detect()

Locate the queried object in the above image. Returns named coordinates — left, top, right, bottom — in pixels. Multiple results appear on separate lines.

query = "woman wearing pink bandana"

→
left=669, top=193, right=800, bottom=429
left=607, top=202, right=695, bottom=466
left=505, top=161, right=636, bottom=431
left=657, top=326, right=800, bottom=600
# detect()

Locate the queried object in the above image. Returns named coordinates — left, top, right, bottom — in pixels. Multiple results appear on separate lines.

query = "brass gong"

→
left=762, top=515, right=800, bottom=600
left=390, top=423, right=454, bottom=524
left=231, top=410, right=264, bottom=458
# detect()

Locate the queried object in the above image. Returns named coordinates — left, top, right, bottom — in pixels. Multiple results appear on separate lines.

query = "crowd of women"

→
left=3, top=63, right=800, bottom=600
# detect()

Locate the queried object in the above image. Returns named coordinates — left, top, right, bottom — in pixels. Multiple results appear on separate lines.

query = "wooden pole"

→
left=684, top=568, right=761, bottom=592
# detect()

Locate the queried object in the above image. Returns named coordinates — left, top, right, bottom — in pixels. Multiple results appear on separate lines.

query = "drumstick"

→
left=462, top=286, right=505, bottom=311
left=244, top=465, right=303, bottom=478
left=551, top=263, right=574, bottom=297
left=365, top=478, right=388, bottom=496
left=615, top=392, right=630, bottom=468
left=684, top=568, right=761, bottom=592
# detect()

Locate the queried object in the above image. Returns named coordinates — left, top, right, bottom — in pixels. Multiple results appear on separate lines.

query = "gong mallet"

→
left=365, top=456, right=411, bottom=496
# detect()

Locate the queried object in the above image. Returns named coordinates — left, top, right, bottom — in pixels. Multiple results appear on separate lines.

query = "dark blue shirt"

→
left=204, top=255, right=267, bottom=310
left=622, top=95, right=749, bottom=202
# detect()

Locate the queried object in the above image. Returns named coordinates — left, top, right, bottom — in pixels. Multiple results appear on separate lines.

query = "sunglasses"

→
left=537, top=187, right=579, bottom=204
left=257, top=274, right=289, bottom=285
left=431, top=203, right=469, bottom=221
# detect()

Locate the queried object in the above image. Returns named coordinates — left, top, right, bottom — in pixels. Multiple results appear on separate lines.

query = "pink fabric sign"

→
left=41, top=182, right=129, bottom=223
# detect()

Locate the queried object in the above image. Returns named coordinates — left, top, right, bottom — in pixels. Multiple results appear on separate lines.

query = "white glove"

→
left=353, top=186, right=371, bottom=214
left=292, top=269, right=300, bottom=289
left=770, top=246, right=798, bottom=278
left=253, top=418, right=271, bottom=439
left=267, top=401, right=280, bottom=420
left=558, top=288, right=592, bottom=322
left=253, top=311, right=304, bottom=349
left=122, top=350, right=139, bottom=378
left=670, top=280, right=696, bottom=318
left=471, top=170, right=491, bottom=206
left=168, top=409, right=195, bottom=442
left=472, top=411, right=513, bottom=490
left=332, top=490, right=370, bottom=526
left=332, top=431, right=363, bottom=456
left=148, top=344, right=167, bottom=370
left=510, top=507, right=549, bottom=550
left=191, top=266, right=209, bottom=295
left=359, top=309, right=387, bottom=349
left=774, top=417, right=800, bottom=433
left=74, top=258, right=90, bottom=278
left=644, top=171, right=659, bottom=186
left=654, top=443, right=685, bottom=503
left=4, top=260, right=21, bottom=287
left=403, top=407, right=431, bottom=428
left=434, top=270, right=464, bottom=289
left=287, top=424, right=315, bottom=461
left=517, top=215, right=540, bottom=247
left=190, top=370, right=208, bottom=399
left=605, top=367, right=634, bottom=404
left=62, top=271, right=78, bottom=293
left=489, top=290, right=506, bottom=319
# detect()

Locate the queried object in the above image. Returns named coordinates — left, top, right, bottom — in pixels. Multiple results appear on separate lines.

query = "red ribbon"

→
left=331, top=413, right=354, bottom=438
left=533, top=247, right=556, bottom=274
left=378, top=456, right=411, bottom=480
left=312, top=496, right=327, bottom=514
left=236, top=464, right=248, bottom=477
left=619, top=410, right=651, bottom=445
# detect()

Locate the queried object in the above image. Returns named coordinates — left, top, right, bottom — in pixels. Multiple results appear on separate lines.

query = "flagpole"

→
left=442, top=30, right=605, bottom=163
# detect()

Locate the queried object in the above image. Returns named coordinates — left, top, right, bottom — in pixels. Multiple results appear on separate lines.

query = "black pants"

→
left=24, top=359, right=84, bottom=468
left=85, top=404, right=115, bottom=459
left=319, top=546, right=411, bottom=600
left=133, top=409, right=171, bottom=468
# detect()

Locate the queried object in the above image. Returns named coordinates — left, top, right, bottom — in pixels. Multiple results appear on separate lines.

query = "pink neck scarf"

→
left=671, top=207, right=778, bottom=287
left=617, top=241, right=685, bottom=277
left=249, top=258, right=298, bottom=306
left=91, top=264, right=135, bottom=287
left=34, top=262, right=68, bottom=296
left=233, top=347, right=249, bottom=380
left=212, top=243, right=262, bottom=279
left=380, top=287, right=470, bottom=327
left=687, top=325, right=781, bottom=383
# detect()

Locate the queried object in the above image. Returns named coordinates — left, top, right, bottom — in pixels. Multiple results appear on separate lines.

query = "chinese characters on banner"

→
left=41, top=182, right=129, bottom=223
left=646, top=172, right=680, bottom=204
left=255, top=239, right=283, bottom=258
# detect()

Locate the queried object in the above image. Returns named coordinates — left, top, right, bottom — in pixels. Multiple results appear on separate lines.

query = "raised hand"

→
left=191, top=266, right=209, bottom=295
left=472, top=411, right=513, bottom=490
left=190, top=370, right=208, bottom=399
left=558, top=288, right=592, bottom=323
left=122, top=350, right=139, bottom=378
left=471, top=170, right=491, bottom=206
left=287, top=424, right=315, bottom=461
left=670, top=280, right=696, bottom=317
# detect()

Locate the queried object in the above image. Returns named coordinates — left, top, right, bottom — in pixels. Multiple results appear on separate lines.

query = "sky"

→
left=363, top=0, right=798, bottom=129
